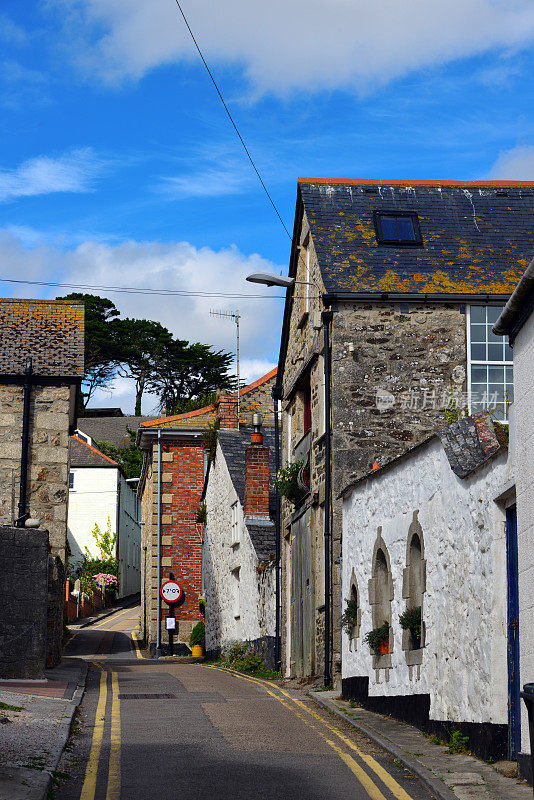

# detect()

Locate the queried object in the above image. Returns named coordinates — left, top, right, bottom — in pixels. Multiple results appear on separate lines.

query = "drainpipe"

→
left=322, top=310, right=333, bottom=687
left=16, top=357, right=33, bottom=527
left=155, top=429, right=163, bottom=657
left=272, top=384, right=282, bottom=673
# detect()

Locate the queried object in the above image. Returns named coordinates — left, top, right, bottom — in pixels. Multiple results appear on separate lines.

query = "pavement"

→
left=0, top=659, right=87, bottom=800
left=0, top=594, right=139, bottom=800
left=309, top=690, right=531, bottom=800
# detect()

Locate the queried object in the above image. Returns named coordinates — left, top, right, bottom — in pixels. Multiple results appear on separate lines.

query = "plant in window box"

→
left=399, top=606, right=422, bottom=650
left=364, top=622, right=390, bottom=656
left=274, top=460, right=304, bottom=502
left=340, top=598, right=359, bottom=635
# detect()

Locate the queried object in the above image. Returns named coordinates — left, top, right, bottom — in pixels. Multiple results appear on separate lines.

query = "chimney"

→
left=244, top=414, right=270, bottom=519
left=216, top=391, right=238, bottom=428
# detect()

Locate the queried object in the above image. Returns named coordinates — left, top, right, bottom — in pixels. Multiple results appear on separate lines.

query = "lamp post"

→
left=246, top=272, right=332, bottom=687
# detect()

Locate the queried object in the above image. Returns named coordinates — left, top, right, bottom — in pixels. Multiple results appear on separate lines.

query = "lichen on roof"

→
left=0, top=298, right=84, bottom=377
left=298, top=180, right=534, bottom=295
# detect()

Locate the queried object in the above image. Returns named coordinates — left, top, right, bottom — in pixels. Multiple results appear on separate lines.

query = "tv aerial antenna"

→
left=210, top=309, right=241, bottom=428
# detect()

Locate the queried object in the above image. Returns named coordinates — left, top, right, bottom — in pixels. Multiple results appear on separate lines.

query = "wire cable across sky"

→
left=173, top=0, right=292, bottom=240
left=0, top=277, right=285, bottom=299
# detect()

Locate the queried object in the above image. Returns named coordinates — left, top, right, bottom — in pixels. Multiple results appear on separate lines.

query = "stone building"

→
left=275, top=179, right=534, bottom=682
left=340, top=413, right=513, bottom=762
left=137, top=369, right=277, bottom=653
left=68, top=434, right=141, bottom=598
left=0, top=298, right=84, bottom=560
left=494, top=258, right=534, bottom=782
left=0, top=298, right=84, bottom=676
left=202, top=419, right=277, bottom=665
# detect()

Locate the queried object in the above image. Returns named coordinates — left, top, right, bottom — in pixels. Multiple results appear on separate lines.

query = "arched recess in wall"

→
left=402, top=511, right=426, bottom=668
left=347, top=569, right=362, bottom=652
left=368, top=528, right=394, bottom=667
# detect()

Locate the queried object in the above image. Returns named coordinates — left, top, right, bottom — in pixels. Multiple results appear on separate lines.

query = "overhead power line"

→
left=173, top=0, right=292, bottom=240
left=0, top=277, right=285, bottom=299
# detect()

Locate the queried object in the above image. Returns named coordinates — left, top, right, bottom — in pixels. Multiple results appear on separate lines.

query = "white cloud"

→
left=0, top=148, right=104, bottom=202
left=159, top=165, right=250, bottom=199
left=0, top=230, right=284, bottom=413
left=490, top=145, right=534, bottom=179
left=241, top=358, right=277, bottom=383
left=0, top=15, right=28, bottom=46
left=51, top=0, right=534, bottom=95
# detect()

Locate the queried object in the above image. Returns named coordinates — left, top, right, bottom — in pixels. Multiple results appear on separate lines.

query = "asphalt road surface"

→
left=55, top=606, right=437, bottom=800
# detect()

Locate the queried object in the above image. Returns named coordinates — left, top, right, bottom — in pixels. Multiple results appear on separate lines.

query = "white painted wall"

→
left=511, top=310, right=534, bottom=754
left=67, top=467, right=141, bottom=598
left=203, top=441, right=275, bottom=653
left=342, top=438, right=511, bottom=726
left=67, top=467, right=118, bottom=566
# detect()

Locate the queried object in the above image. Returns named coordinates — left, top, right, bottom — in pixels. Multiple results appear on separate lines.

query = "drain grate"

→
left=118, top=693, right=176, bottom=699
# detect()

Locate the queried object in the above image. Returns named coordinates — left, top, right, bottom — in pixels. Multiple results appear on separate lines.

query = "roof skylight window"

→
left=374, top=212, right=423, bottom=246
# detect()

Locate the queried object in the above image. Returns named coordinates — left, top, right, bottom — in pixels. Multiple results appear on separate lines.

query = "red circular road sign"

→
left=160, top=580, right=183, bottom=604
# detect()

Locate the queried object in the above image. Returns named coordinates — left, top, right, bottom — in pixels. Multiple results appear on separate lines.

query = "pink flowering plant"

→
left=93, top=573, right=118, bottom=588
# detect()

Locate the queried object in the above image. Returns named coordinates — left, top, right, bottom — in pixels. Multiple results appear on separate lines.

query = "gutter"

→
left=323, top=291, right=512, bottom=305
left=493, top=255, right=534, bottom=342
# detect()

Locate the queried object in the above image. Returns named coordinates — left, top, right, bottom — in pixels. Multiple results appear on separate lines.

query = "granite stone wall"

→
left=0, top=384, right=71, bottom=561
left=280, top=207, right=469, bottom=681
left=0, top=525, right=49, bottom=678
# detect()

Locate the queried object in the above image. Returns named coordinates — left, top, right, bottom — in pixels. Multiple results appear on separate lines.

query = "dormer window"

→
left=374, top=212, right=422, bottom=246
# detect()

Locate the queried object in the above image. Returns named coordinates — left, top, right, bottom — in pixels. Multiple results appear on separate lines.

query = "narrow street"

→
left=55, top=606, right=437, bottom=800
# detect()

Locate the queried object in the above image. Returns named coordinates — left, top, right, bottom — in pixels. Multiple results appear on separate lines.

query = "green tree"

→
left=96, top=428, right=143, bottom=479
left=115, top=318, right=174, bottom=415
left=151, top=340, right=234, bottom=413
left=58, top=293, right=121, bottom=410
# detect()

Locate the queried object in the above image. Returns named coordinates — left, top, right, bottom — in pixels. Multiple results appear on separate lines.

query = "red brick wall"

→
left=161, top=442, right=204, bottom=623
left=244, top=441, right=270, bottom=518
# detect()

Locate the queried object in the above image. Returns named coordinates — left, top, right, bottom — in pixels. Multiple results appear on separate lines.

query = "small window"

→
left=374, top=212, right=422, bottom=246
left=468, top=305, right=513, bottom=422
left=69, top=472, right=74, bottom=490
left=231, top=501, right=240, bottom=546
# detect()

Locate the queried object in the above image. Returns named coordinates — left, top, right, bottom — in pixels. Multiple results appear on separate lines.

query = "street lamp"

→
left=246, top=270, right=333, bottom=688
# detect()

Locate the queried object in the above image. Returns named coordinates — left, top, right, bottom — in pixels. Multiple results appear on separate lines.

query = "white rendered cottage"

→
left=340, top=413, right=514, bottom=762
left=67, top=434, right=141, bottom=598
left=202, top=420, right=276, bottom=665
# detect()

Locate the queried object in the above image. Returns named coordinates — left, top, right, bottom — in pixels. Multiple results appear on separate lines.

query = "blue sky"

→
left=1, top=1, right=534, bottom=412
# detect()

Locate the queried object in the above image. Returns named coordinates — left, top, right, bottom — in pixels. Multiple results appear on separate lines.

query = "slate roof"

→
left=70, top=435, right=118, bottom=468
left=217, top=426, right=278, bottom=560
left=78, top=415, right=156, bottom=447
left=437, top=412, right=502, bottom=479
left=340, top=413, right=503, bottom=497
left=298, top=179, right=534, bottom=296
left=0, top=298, right=84, bottom=377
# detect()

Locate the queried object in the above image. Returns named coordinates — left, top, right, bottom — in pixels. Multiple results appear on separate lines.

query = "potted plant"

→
left=340, top=598, right=359, bottom=635
left=275, top=460, right=305, bottom=503
left=364, top=622, right=390, bottom=656
left=190, top=620, right=205, bottom=658
left=399, top=606, right=422, bottom=649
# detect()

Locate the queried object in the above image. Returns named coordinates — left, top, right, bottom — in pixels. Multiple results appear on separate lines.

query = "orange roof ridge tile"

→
left=297, top=178, right=534, bottom=187
left=72, top=435, right=118, bottom=466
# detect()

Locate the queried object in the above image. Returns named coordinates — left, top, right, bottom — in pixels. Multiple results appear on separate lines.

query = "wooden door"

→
left=290, top=511, right=313, bottom=677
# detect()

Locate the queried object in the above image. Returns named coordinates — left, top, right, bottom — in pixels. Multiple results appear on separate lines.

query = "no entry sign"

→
left=160, top=580, right=183, bottom=604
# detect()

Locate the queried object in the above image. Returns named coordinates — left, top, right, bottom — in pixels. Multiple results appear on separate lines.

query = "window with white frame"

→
left=468, top=305, right=513, bottom=422
left=231, top=501, right=240, bottom=546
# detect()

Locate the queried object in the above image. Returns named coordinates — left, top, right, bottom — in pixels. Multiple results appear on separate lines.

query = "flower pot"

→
left=411, top=632, right=421, bottom=650
left=379, top=639, right=389, bottom=655
left=191, top=644, right=204, bottom=658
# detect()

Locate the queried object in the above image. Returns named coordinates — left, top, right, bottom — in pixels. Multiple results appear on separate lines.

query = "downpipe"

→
left=16, top=357, right=33, bottom=527
left=322, top=311, right=333, bottom=687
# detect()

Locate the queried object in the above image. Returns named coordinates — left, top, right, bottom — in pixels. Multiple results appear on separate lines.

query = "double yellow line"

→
left=80, top=662, right=121, bottom=800
left=204, top=666, right=414, bottom=800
